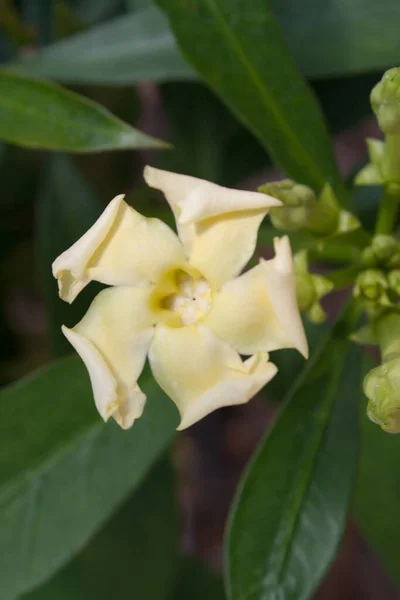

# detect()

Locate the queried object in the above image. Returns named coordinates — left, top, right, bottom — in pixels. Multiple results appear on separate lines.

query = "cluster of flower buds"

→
left=354, top=235, right=400, bottom=315
left=258, top=180, right=339, bottom=235
left=259, top=179, right=360, bottom=323
left=354, top=68, right=400, bottom=432
left=363, top=312, right=400, bottom=433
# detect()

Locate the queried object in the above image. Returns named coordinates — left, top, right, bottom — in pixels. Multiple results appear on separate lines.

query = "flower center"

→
left=160, top=269, right=212, bottom=326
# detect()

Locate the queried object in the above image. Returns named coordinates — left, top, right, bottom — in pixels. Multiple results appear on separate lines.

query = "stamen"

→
left=162, top=270, right=212, bottom=325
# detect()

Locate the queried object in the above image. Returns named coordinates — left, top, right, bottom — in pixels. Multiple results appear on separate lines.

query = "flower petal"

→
left=53, top=194, right=185, bottom=303
left=63, top=285, right=155, bottom=429
left=144, top=166, right=281, bottom=286
left=144, top=166, right=280, bottom=224
left=205, top=236, right=308, bottom=357
left=261, top=236, right=308, bottom=358
left=188, top=211, right=267, bottom=287
left=148, top=324, right=277, bottom=430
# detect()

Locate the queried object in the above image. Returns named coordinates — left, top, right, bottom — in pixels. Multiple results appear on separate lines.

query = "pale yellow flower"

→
left=53, top=167, right=308, bottom=430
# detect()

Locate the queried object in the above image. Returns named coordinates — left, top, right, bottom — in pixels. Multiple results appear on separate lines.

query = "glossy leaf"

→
left=25, top=459, right=179, bottom=600
left=0, top=356, right=178, bottom=599
left=9, top=9, right=194, bottom=85
left=226, top=316, right=362, bottom=600
left=35, top=155, right=103, bottom=357
left=0, top=71, right=167, bottom=151
left=355, top=355, right=400, bottom=590
left=154, top=0, right=344, bottom=199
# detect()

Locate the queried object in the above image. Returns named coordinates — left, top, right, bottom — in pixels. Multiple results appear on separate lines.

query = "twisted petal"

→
left=144, top=166, right=281, bottom=287
left=149, top=324, right=277, bottom=430
left=205, top=236, right=308, bottom=357
left=62, top=286, right=155, bottom=429
left=53, top=194, right=185, bottom=303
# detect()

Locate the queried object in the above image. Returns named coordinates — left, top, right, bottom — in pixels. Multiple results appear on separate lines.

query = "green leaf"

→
left=0, top=356, right=178, bottom=599
left=154, top=0, right=344, bottom=199
left=265, top=319, right=328, bottom=403
left=8, top=9, right=194, bottom=85
left=171, top=558, right=225, bottom=600
left=11, top=4, right=400, bottom=86
left=226, top=315, right=362, bottom=600
left=355, top=355, right=400, bottom=590
left=35, top=155, right=103, bottom=356
left=159, top=81, right=265, bottom=185
left=25, top=458, right=179, bottom=600
left=158, top=82, right=232, bottom=182
left=158, top=82, right=270, bottom=187
left=0, top=71, right=167, bottom=151
left=271, top=0, right=400, bottom=79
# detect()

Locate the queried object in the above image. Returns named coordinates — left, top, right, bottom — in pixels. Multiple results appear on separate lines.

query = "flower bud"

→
left=371, top=68, right=400, bottom=135
left=354, top=269, right=388, bottom=301
left=294, top=251, right=333, bottom=323
left=260, top=180, right=316, bottom=232
left=361, top=235, right=399, bottom=267
left=353, top=269, right=392, bottom=314
left=364, top=360, right=400, bottom=433
left=363, top=312, right=400, bottom=432
left=260, top=180, right=338, bottom=235
left=372, top=235, right=397, bottom=261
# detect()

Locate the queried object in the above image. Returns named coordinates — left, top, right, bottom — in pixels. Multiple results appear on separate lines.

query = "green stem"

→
left=382, top=134, right=400, bottom=182
left=310, top=243, right=361, bottom=265
left=375, top=185, right=400, bottom=235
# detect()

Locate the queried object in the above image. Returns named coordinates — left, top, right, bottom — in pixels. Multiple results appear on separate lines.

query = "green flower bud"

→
left=260, top=180, right=316, bottom=232
left=363, top=312, right=400, bottom=433
left=260, top=180, right=338, bottom=236
left=371, top=68, right=400, bottom=134
left=372, top=235, right=397, bottom=261
left=361, top=235, right=399, bottom=267
left=353, top=269, right=392, bottom=312
left=364, top=360, right=400, bottom=433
